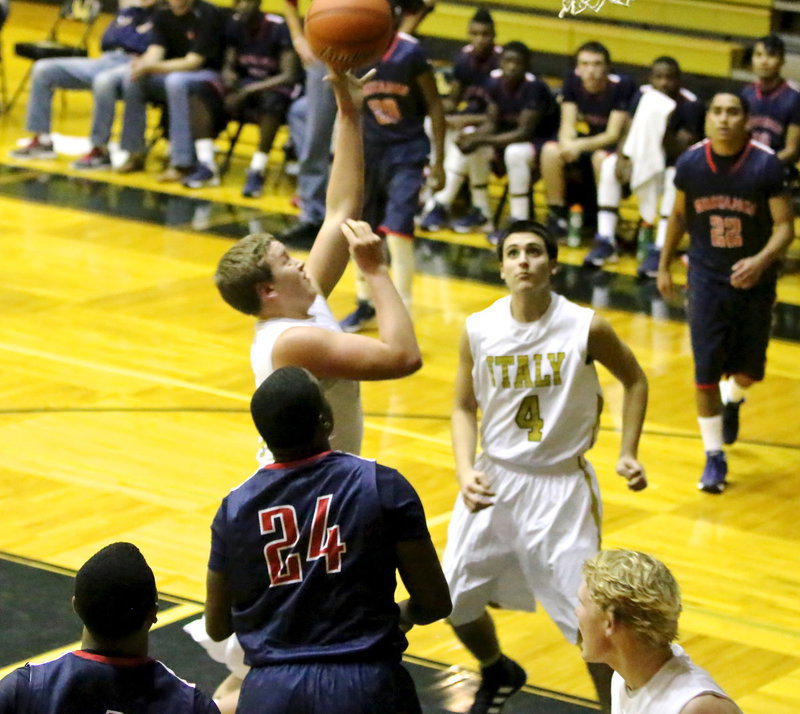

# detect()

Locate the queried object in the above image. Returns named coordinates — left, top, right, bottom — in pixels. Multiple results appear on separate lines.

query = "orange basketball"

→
left=304, top=0, right=394, bottom=72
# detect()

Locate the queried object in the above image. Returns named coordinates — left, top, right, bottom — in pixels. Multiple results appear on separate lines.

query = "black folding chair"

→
left=4, top=0, right=102, bottom=114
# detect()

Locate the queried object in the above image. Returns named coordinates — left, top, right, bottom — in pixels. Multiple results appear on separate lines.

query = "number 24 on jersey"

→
left=258, top=495, right=347, bottom=587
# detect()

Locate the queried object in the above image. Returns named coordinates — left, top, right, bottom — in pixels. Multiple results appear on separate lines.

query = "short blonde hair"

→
left=214, top=233, right=276, bottom=316
left=583, top=550, right=681, bottom=648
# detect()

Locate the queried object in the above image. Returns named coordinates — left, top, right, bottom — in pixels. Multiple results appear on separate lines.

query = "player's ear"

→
left=256, top=282, right=277, bottom=300
left=550, top=260, right=559, bottom=276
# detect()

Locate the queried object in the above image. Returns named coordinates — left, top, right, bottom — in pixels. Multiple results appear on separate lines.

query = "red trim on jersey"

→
left=72, top=650, right=154, bottom=667
left=703, top=140, right=752, bottom=174
left=266, top=450, right=333, bottom=470
left=695, top=382, right=721, bottom=390
left=381, top=33, right=401, bottom=62
left=755, top=79, right=787, bottom=101
left=379, top=225, right=414, bottom=240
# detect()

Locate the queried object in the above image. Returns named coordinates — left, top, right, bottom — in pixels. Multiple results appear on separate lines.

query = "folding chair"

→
left=5, top=0, right=102, bottom=114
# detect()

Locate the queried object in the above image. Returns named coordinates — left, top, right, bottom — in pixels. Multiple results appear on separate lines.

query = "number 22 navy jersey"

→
left=209, top=451, right=429, bottom=666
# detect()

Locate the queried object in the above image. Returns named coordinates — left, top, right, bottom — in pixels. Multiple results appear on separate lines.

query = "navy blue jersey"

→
left=209, top=451, right=429, bottom=666
left=562, top=71, right=637, bottom=137
left=227, top=12, right=295, bottom=90
left=100, top=5, right=156, bottom=55
left=0, top=651, right=219, bottom=714
left=485, top=69, right=559, bottom=139
left=451, top=43, right=501, bottom=112
left=742, top=80, right=800, bottom=153
left=361, top=33, right=432, bottom=147
left=151, top=0, right=225, bottom=68
left=675, top=139, right=787, bottom=282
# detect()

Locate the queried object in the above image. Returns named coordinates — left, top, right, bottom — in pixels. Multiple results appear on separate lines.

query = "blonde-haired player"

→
left=578, top=550, right=741, bottom=713
left=443, top=220, right=648, bottom=714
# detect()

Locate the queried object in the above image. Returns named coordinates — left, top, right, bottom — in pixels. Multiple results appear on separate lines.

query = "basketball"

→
left=304, top=0, right=394, bottom=72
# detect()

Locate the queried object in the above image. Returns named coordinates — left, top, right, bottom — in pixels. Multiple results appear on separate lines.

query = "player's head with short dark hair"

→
left=214, top=233, right=277, bottom=316
left=73, top=542, right=157, bottom=640
left=470, top=6, right=494, bottom=26
left=502, top=41, right=531, bottom=64
left=710, top=91, right=749, bottom=116
left=251, top=366, right=333, bottom=454
left=754, top=33, right=785, bottom=59
left=652, top=56, right=680, bottom=74
left=495, top=220, right=558, bottom=262
left=576, top=41, right=610, bottom=65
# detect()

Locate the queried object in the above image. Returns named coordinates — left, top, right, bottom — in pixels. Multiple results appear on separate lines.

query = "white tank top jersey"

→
left=250, top=294, right=362, bottom=463
left=611, top=645, right=738, bottom=714
left=468, top=293, right=602, bottom=469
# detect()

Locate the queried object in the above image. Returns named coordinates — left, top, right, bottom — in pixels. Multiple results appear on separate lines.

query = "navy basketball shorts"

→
left=237, top=660, right=422, bottom=714
left=363, top=141, right=427, bottom=238
left=687, top=269, right=776, bottom=386
left=239, top=80, right=293, bottom=123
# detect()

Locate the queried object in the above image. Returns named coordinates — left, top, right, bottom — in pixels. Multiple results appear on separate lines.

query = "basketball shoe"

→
left=699, top=450, right=727, bottom=494
left=469, top=655, right=527, bottom=714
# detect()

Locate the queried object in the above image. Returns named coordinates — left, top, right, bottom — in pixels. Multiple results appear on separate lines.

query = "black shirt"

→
left=151, top=0, right=225, bottom=69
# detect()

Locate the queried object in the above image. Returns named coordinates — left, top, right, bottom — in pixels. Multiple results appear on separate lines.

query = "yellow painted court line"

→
left=0, top=603, right=203, bottom=678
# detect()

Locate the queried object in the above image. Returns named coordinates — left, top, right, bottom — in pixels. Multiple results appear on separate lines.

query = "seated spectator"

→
left=204, top=366, right=451, bottom=713
left=742, top=34, right=800, bottom=169
left=10, top=0, right=157, bottom=167
left=0, top=542, right=220, bottom=713
left=419, top=7, right=500, bottom=233
left=116, top=0, right=226, bottom=180
left=540, top=41, right=636, bottom=237
left=584, top=56, right=704, bottom=274
left=183, top=0, right=301, bottom=192
left=578, top=549, right=742, bottom=713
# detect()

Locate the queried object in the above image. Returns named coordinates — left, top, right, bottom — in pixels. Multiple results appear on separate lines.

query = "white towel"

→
left=622, top=89, right=677, bottom=191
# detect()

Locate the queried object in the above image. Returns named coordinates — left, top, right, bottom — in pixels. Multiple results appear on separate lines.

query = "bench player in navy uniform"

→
left=742, top=34, right=800, bottom=171
left=540, top=41, right=636, bottom=238
left=204, top=366, right=452, bottom=713
left=0, top=542, right=220, bottom=713
left=585, top=56, right=705, bottom=273
left=182, top=0, right=301, bottom=191
left=340, top=0, right=446, bottom=331
left=419, top=7, right=501, bottom=233
left=657, top=93, right=794, bottom=493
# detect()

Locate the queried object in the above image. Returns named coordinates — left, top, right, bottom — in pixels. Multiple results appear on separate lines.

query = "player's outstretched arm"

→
left=451, top=328, right=495, bottom=510
left=588, top=315, right=648, bottom=491
left=396, top=538, right=452, bottom=628
left=657, top=189, right=687, bottom=299
left=304, top=70, right=368, bottom=298
left=204, top=569, right=233, bottom=642
left=273, top=221, right=421, bottom=380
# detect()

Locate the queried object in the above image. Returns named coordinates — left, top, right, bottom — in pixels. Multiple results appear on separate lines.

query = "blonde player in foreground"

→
left=577, top=550, right=742, bottom=713
left=443, top=220, right=648, bottom=714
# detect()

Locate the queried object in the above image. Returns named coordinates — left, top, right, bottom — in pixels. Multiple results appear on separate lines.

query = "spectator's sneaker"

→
left=469, top=655, right=527, bottom=714
left=242, top=170, right=265, bottom=198
left=583, top=236, right=618, bottom=268
left=72, top=146, right=112, bottom=170
left=698, top=450, right=728, bottom=494
left=452, top=207, right=494, bottom=234
left=722, top=399, right=744, bottom=445
left=546, top=213, right=568, bottom=240
left=339, top=300, right=376, bottom=333
left=419, top=202, right=449, bottom=232
left=183, top=164, right=220, bottom=189
left=10, top=137, right=56, bottom=160
left=637, top=246, right=662, bottom=280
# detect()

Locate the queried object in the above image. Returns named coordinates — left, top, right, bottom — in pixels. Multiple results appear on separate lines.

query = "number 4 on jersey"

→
left=259, top=495, right=347, bottom=588
left=515, top=394, right=544, bottom=441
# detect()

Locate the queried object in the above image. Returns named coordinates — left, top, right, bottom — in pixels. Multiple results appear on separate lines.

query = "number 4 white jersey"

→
left=468, top=293, right=602, bottom=469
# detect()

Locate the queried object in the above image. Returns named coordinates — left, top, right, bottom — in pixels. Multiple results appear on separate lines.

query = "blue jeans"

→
left=25, top=51, right=131, bottom=145
left=296, top=61, right=336, bottom=224
left=120, top=69, right=220, bottom=167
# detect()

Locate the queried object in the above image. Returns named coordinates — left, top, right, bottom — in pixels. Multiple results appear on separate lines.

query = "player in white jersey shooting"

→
left=443, top=219, right=648, bottom=714
left=577, top=549, right=741, bottom=713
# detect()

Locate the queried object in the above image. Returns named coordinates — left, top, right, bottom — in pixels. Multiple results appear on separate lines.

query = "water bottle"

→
left=567, top=204, right=583, bottom=248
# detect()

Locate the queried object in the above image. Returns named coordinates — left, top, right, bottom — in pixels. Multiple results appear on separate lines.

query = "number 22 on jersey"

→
left=258, top=495, right=347, bottom=587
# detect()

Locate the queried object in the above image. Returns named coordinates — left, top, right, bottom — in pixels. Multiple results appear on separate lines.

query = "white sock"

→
left=195, top=139, right=216, bottom=170
left=509, top=195, right=530, bottom=221
left=655, top=216, right=668, bottom=249
left=698, top=415, right=723, bottom=453
left=250, top=151, right=268, bottom=173
left=386, top=232, right=414, bottom=305
left=597, top=210, right=618, bottom=245
left=39, top=133, right=52, bottom=144
left=720, top=376, right=747, bottom=404
left=434, top=170, right=465, bottom=208
left=471, top=186, right=491, bottom=218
